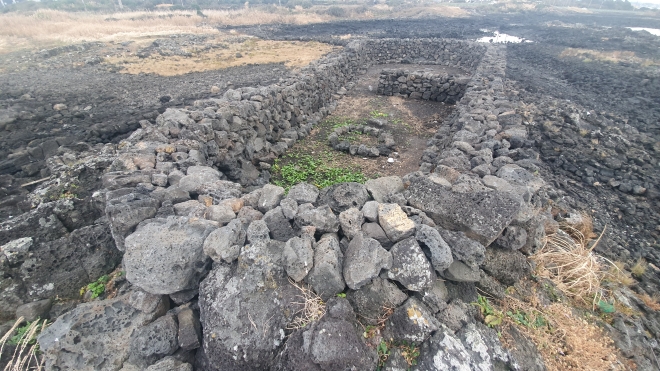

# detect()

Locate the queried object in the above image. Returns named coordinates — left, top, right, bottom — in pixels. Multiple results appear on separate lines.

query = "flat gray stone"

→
left=415, top=224, right=453, bottom=273
left=443, top=260, right=480, bottom=283
left=343, top=233, right=392, bottom=290
left=378, top=203, right=416, bottom=243
left=365, top=176, right=404, bottom=203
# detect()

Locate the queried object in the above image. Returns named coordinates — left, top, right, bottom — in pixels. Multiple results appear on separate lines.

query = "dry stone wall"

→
left=376, top=69, right=471, bottom=103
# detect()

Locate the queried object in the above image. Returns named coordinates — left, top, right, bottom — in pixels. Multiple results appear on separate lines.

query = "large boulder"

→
left=406, top=176, right=520, bottom=246
left=319, top=183, right=370, bottom=213
left=198, top=234, right=298, bottom=370
left=38, top=294, right=166, bottom=371
left=124, top=216, right=217, bottom=295
left=387, top=237, right=435, bottom=291
left=342, top=233, right=392, bottom=290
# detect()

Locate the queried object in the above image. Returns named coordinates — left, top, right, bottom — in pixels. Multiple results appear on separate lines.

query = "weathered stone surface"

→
left=413, top=279, right=449, bottom=314
left=294, top=204, right=340, bottom=233
left=286, top=182, right=319, bottom=204
left=124, top=216, right=217, bottom=295
left=361, top=222, right=393, bottom=249
left=128, top=289, right=169, bottom=315
left=247, top=219, right=270, bottom=243
left=338, top=207, right=364, bottom=240
left=383, top=298, right=440, bottom=344
left=178, top=166, right=222, bottom=194
left=283, top=235, right=315, bottom=282
left=173, top=200, right=206, bottom=216
left=415, top=323, right=513, bottom=371
left=280, top=198, right=298, bottom=219
left=361, top=200, right=379, bottom=222
left=415, top=224, right=453, bottom=273
left=274, top=298, right=377, bottom=371
left=263, top=206, right=297, bottom=242
left=443, top=260, right=480, bottom=283
left=343, top=233, right=392, bottom=290
left=1, top=237, right=32, bottom=265
left=206, top=204, right=236, bottom=225
left=105, top=193, right=160, bottom=251
left=495, top=225, right=527, bottom=250
left=387, top=237, right=435, bottom=291
left=347, top=276, right=407, bottom=325
left=481, top=248, right=530, bottom=286
left=145, top=357, right=193, bottom=371
left=307, top=233, right=345, bottom=300
left=378, top=203, right=416, bottom=243
left=15, top=298, right=52, bottom=322
left=38, top=295, right=160, bottom=371
left=129, top=313, right=179, bottom=364
left=437, top=228, right=485, bottom=269
left=258, top=184, right=285, bottom=213
left=198, top=242, right=298, bottom=370
left=365, top=176, right=404, bottom=203
left=203, top=219, right=245, bottom=263
left=177, top=308, right=202, bottom=351
left=406, top=176, right=521, bottom=246
left=319, top=182, right=370, bottom=213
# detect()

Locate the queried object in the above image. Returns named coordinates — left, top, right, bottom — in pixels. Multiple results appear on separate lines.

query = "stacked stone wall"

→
left=376, top=69, right=471, bottom=103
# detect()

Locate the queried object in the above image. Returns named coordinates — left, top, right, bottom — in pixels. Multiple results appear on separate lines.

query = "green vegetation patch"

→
left=271, top=153, right=366, bottom=191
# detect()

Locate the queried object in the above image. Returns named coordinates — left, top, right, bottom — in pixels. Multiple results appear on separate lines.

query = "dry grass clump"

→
left=499, top=295, right=627, bottom=371
left=532, top=216, right=607, bottom=305
left=0, top=317, right=48, bottom=371
left=638, top=293, right=660, bottom=311
left=286, top=279, right=326, bottom=330
left=630, top=258, right=647, bottom=279
left=560, top=48, right=660, bottom=67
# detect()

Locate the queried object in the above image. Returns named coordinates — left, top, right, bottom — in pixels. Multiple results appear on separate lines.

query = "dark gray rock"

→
left=365, top=176, right=404, bottom=203
left=280, top=198, right=299, bottom=219
left=383, top=298, right=440, bottom=344
left=319, top=182, right=370, bottom=213
left=198, top=241, right=298, bottom=370
left=338, top=207, right=364, bottom=240
left=413, top=279, right=449, bottom=314
left=437, top=228, right=485, bottom=269
left=15, top=298, right=52, bottom=322
left=38, top=294, right=161, bottom=371
left=247, top=219, right=270, bottom=243
left=275, top=298, right=377, bottom=371
left=128, top=289, right=170, bottom=315
left=495, top=225, right=527, bottom=250
left=295, top=204, right=340, bottom=234
left=203, top=219, right=246, bottom=263
left=1, top=237, right=32, bottom=265
left=178, top=166, right=221, bottom=194
left=177, top=308, right=202, bottom=351
left=170, top=289, right=198, bottom=305
left=481, top=248, right=530, bottom=286
left=445, top=281, right=478, bottom=304
left=286, top=182, right=319, bottom=204
left=406, top=176, right=521, bottom=246
left=361, top=200, right=379, bottom=222
left=283, top=235, right=315, bottom=282
left=263, top=207, right=298, bottom=242
left=124, top=216, right=217, bottom=295
left=387, top=237, right=434, bottom=291
left=443, top=260, right=480, bottom=283
left=346, top=277, right=407, bottom=325
left=361, top=222, right=393, bottom=249
left=145, top=357, right=193, bottom=371
left=258, top=184, right=285, bottom=213
left=306, top=233, right=345, bottom=300
left=506, top=325, right=546, bottom=371
left=343, top=233, right=392, bottom=290
left=415, top=224, right=453, bottom=273
left=105, top=192, right=160, bottom=251
left=129, top=313, right=179, bottom=365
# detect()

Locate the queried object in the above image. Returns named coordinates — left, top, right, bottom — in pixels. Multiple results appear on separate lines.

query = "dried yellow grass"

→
left=533, top=223, right=607, bottom=305
left=286, top=278, right=326, bottom=330
left=0, top=317, right=48, bottom=371
left=0, top=8, right=331, bottom=54
left=560, top=47, right=660, bottom=67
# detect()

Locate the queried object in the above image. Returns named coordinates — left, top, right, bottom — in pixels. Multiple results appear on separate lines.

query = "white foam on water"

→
left=476, top=31, right=530, bottom=44
left=627, top=27, right=660, bottom=36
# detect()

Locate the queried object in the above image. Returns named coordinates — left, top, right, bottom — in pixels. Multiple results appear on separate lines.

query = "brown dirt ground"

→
left=279, top=63, right=470, bottom=179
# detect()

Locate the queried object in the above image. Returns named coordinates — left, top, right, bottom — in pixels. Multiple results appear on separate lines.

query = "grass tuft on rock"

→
left=0, top=317, right=48, bottom=371
left=286, top=279, right=326, bottom=330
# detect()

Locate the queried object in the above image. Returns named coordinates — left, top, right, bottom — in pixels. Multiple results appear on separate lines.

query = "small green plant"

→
left=271, top=155, right=366, bottom=191
left=1, top=317, right=49, bottom=369
left=473, top=295, right=503, bottom=327
left=8, top=320, right=40, bottom=346
left=376, top=340, right=390, bottom=370
left=398, top=341, right=421, bottom=368
left=336, top=293, right=346, bottom=298
left=370, top=110, right=388, bottom=118
left=81, top=275, right=110, bottom=299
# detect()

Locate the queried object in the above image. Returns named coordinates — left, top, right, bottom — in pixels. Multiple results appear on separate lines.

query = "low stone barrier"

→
left=376, top=69, right=471, bottom=103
